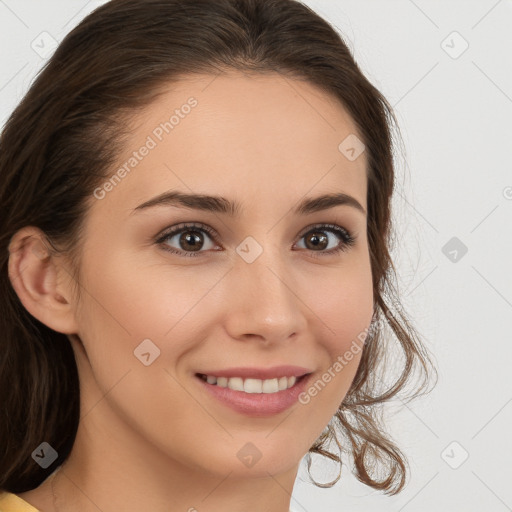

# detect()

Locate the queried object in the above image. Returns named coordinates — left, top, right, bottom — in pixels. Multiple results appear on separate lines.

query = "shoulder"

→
left=0, top=491, right=42, bottom=511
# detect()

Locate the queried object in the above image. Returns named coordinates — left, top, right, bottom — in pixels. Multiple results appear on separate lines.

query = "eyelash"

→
left=155, top=222, right=356, bottom=258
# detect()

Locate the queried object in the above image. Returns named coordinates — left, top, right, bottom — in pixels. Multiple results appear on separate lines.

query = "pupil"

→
left=308, top=232, right=327, bottom=250
left=182, top=231, right=202, bottom=251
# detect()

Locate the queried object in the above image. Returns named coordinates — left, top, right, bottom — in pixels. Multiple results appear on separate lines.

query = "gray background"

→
left=1, top=1, right=511, bottom=511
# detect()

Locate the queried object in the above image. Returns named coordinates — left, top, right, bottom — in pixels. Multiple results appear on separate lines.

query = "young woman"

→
left=0, top=1, right=436, bottom=511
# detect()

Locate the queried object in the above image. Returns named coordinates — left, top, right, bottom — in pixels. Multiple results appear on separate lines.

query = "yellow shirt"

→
left=0, top=489, right=296, bottom=511
left=0, top=492, right=41, bottom=512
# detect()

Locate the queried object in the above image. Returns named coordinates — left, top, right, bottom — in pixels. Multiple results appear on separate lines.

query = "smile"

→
left=195, top=371, right=312, bottom=417
left=197, top=373, right=299, bottom=394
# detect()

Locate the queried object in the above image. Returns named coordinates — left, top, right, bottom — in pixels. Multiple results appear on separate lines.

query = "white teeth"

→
left=217, top=376, right=228, bottom=387
left=244, top=378, right=263, bottom=393
left=227, top=377, right=244, bottom=392
left=200, top=374, right=300, bottom=393
left=262, top=378, right=279, bottom=393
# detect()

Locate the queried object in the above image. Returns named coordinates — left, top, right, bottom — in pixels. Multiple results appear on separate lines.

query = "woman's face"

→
left=67, top=70, right=373, bottom=478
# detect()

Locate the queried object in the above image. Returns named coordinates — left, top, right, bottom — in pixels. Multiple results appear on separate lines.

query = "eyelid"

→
left=155, top=222, right=218, bottom=243
left=297, top=222, right=351, bottom=238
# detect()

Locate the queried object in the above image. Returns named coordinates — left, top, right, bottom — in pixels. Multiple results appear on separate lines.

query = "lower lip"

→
left=195, top=373, right=312, bottom=417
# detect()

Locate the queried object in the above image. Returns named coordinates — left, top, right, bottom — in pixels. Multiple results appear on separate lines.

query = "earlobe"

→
left=7, top=226, right=79, bottom=335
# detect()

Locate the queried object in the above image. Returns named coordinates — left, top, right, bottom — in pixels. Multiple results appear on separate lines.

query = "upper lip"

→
left=196, top=365, right=313, bottom=380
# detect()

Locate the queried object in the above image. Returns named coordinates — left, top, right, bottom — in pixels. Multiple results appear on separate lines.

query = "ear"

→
left=7, top=226, right=79, bottom=335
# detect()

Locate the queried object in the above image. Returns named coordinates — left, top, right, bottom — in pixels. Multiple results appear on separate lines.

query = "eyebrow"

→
left=131, top=190, right=366, bottom=217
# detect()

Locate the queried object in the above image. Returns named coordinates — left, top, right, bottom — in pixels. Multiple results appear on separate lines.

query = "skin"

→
left=9, top=70, right=374, bottom=512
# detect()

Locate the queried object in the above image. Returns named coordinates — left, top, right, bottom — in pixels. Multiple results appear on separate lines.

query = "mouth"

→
left=194, top=369, right=313, bottom=417
left=195, top=372, right=310, bottom=394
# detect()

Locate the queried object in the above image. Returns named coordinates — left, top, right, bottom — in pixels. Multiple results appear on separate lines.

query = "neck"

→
left=49, top=453, right=297, bottom=512
left=46, top=418, right=298, bottom=512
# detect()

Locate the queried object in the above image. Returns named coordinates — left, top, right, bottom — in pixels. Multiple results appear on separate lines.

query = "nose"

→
left=222, top=245, right=308, bottom=344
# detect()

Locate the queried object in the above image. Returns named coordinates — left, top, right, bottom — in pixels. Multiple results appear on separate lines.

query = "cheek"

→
left=72, top=249, right=231, bottom=399
left=297, top=260, right=373, bottom=411
left=78, top=252, right=197, bottom=341
left=308, top=257, right=374, bottom=349
left=71, top=253, right=222, bottom=468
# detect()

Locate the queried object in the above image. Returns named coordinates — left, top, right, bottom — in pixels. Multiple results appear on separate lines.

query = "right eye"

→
left=155, top=222, right=220, bottom=257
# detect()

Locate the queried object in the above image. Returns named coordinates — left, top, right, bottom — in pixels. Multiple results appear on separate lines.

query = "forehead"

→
left=95, top=70, right=368, bottom=218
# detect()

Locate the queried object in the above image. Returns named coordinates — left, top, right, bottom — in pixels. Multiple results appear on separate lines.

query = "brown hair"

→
left=0, top=0, right=437, bottom=496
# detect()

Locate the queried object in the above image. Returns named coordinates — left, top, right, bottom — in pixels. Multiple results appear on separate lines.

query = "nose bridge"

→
left=236, top=237, right=292, bottom=304
left=224, top=237, right=305, bottom=341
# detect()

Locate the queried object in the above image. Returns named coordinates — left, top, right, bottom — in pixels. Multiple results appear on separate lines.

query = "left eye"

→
left=155, top=222, right=356, bottom=257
